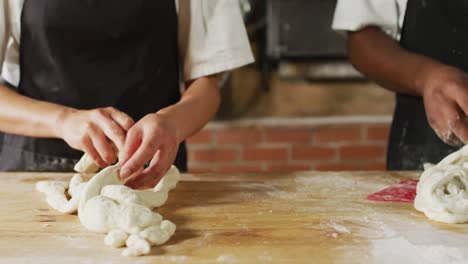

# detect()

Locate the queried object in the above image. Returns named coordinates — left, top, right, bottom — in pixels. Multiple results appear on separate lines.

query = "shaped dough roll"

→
left=414, top=165, right=468, bottom=223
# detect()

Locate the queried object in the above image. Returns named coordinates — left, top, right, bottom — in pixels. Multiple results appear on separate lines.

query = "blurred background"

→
left=188, top=0, right=395, bottom=173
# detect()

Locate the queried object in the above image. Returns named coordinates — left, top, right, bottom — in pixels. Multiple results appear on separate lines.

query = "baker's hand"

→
left=421, top=65, right=468, bottom=146
left=57, top=107, right=135, bottom=167
left=119, top=113, right=180, bottom=189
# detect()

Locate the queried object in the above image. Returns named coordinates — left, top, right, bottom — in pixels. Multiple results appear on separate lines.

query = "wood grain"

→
left=0, top=171, right=467, bottom=264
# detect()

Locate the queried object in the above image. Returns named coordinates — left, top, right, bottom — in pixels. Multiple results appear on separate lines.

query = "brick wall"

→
left=187, top=116, right=392, bottom=173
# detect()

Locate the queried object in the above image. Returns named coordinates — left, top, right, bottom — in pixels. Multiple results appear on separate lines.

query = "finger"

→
left=126, top=150, right=172, bottom=190
left=433, top=97, right=465, bottom=145
left=122, top=167, right=144, bottom=181
left=96, top=114, right=127, bottom=151
left=88, top=125, right=116, bottom=164
left=120, top=134, right=158, bottom=179
left=81, top=135, right=107, bottom=168
left=426, top=92, right=462, bottom=145
left=106, top=107, right=135, bottom=131
left=447, top=109, right=468, bottom=144
left=119, top=128, right=143, bottom=166
left=125, top=151, right=160, bottom=189
left=446, top=132, right=464, bottom=146
left=454, top=87, right=468, bottom=116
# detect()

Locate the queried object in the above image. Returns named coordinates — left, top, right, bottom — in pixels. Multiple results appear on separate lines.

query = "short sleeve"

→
left=0, top=0, right=9, bottom=76
left=179, top=0, right=254, bottom=81
left=332, top=0, right=407, bottom=40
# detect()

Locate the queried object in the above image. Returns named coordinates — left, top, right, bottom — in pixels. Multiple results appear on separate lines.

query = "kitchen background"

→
left=187, top=0, right=395, bottom=173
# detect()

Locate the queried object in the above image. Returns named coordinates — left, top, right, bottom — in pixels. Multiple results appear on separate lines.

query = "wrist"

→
left=414, top=62, right=438, bottom=96
left=153, top=111, right=183, bottom=145
left=53, top=107, right=77, bottom=139
left=415, top=62, right=457, bottom=97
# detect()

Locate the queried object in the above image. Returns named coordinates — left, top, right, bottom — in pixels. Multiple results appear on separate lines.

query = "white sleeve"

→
left=0, top=0, right=9, bottom=77
left=332, top=0, right=407, bottom=40
left=180, top=0, right=254, bottom=81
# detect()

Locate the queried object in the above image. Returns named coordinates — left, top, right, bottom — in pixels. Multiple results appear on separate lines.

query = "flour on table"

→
left=36, top=154, right=180, bottom=256
left=415, top=145, right=468, bottom=223
left=371, top=237, right=467, bottom=264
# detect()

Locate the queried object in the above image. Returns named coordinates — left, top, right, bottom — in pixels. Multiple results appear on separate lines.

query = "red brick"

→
left=314, top=162, right=362, bottom=171
left=216, top=129, right=262, bottom=145
left=243, top=147, right=288, bottom=161
left=366, top=125, right=390, bottom=141
left=266, top=164, right=311, bottom=172
left=339, top=145, right=385, bottom=160
left=291, top=146, right=336, bottom=161
left=187, top=130, right=213, bottom=144
left=188, top=166, right=214, bottom=173
left=190, top=148, right=238, bottom=163
left=264, top=129, right=310, bottom=143
left=216, top=165, right=263, bottom=173
left=314, top=127, right=361, bottom=143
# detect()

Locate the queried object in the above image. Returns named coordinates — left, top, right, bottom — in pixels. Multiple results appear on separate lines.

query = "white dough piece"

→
left=139, top=220, right=177, bottom=246
left=415, top=145, right=468, bottom=223
left=68, top=174, right=85, bottom=197
left=36, top=154, right=181, bottom=256
left=100, top=185, right=169, bottom=209
left=100, top=166, right=180, bottom=209
left=77, top=165, right=126, bottom=231
left=74, top=153, right=100, bottom=173
left=105, top=229, right=129, bottom=248
left=74, top=144, right=119, bottom=173
left=437, top=145, right=468, bottom=166
left=35, top=174, right=86, bottom=214
left=122, top=234, right=151, bottom=257
left=154, top=166, right=180, bottom=192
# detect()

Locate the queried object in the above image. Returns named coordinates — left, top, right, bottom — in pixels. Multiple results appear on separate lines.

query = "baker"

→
left=333, top=0, right=468, bottom=170
left=0, top=0, right=253, bottom=188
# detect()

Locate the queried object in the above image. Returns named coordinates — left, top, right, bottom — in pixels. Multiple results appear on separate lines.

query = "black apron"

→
left=0, top=0, right=187, bottom=172
left=387, top=0, right=468, bottom=170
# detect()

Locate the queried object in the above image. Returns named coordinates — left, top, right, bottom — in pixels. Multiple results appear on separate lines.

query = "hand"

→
left=119, top=113, right=180, bottom=189
left=421, top=65, right=468, bottom=146
left=57, top=107, right=135, bottom=167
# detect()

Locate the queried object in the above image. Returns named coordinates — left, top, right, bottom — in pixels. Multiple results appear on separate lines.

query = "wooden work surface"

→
left=1, top=171, right=468, bottom=264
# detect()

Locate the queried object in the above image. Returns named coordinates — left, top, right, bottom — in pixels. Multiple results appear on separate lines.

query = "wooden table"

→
left=1, top=171, right=468, bottom=264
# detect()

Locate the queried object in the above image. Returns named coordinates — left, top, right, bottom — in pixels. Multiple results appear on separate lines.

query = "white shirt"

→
left=0, top=0, right=254, bottom=86
left=332, top=0, right=408, bottom=40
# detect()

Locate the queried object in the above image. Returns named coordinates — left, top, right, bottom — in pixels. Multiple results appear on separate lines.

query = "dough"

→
left=105, top=229, right=129, bottom=248
left=74, top=153, right=100, bottom=173
left=74, top=142, right=121, bottom=173
left=414, top=145, right=468, bottom=223
left=122, top=234, right=151, bottom=257
left=37, top=156, right=180, bottom=257
left=36, top=174, right=86, bottom=213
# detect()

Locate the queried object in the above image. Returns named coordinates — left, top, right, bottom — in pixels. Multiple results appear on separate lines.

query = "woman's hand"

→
left=420, top=65, right=468, bottom=146
left=119, top=113, right=180, bottom=189
left=117, top=75, right=221, bottom=189
left=57, top=107, right=135, bottom=167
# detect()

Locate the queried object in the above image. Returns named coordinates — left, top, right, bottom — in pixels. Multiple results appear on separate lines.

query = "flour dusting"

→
left=329, top=222, right=351, bottom=234
left=167, top=256, right=188, bottom=263
left=372, top=237, right=467, bottom=264
left=216, top=255, right=237, bottom=262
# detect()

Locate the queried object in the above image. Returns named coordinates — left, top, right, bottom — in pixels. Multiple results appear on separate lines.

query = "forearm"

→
left=348, top=26, right=446, bottom=96
left=0, top=83, right=71, bottom=138
left=156, top=75, right=221, bottom=143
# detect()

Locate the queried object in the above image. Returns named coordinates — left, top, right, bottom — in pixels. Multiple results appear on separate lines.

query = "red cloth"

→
left=366, top=180, right=418, bottom=203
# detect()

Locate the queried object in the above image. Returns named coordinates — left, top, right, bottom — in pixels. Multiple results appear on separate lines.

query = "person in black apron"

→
left=0, top=0, right=222, bottom=189
left=345, top=0, right=468, bottom=170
